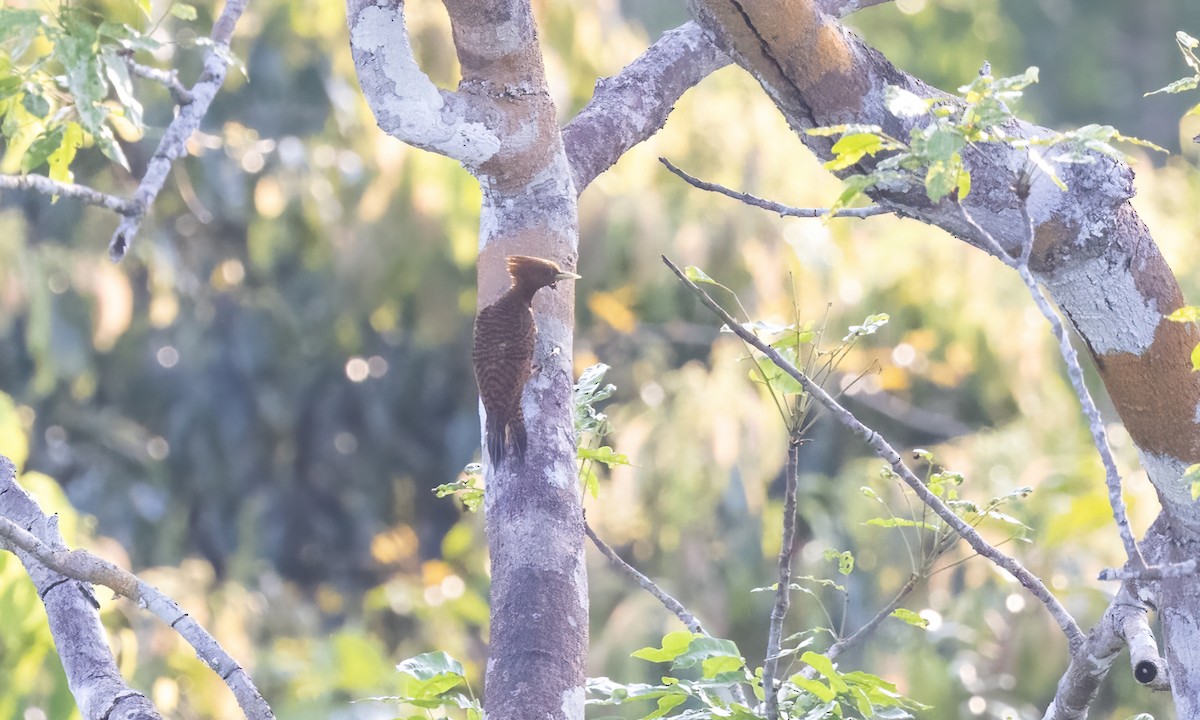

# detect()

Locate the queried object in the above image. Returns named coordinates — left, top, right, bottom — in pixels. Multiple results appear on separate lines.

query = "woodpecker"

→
left=473, top=255, right=580, bottom=466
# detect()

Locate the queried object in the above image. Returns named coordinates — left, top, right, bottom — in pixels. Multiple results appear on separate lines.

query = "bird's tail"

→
left=486, top=413, right=507, bottom=466
left=509, top=415, right=527, bottom=463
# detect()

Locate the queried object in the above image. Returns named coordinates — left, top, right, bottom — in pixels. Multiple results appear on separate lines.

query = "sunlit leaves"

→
left=1146, top=31, right=1200, bottom=116
left=810, top=64, right=1162, bottom=212
left=0, top=3, right=188, bottom=178
left=784, top=655, right=930, bottom=719
left=573, top=363, right=627, bottom=497
left=435, top=464, right=483, bottom=512
left=843, top=313, right=890, bottom=342
left=889, top=608, right=929, bottom=629
left=823, top=548, right=855, bottom=576
left=374, top=652, right=481, bottom=718
left=1184, top=464, right=1200, bottom=501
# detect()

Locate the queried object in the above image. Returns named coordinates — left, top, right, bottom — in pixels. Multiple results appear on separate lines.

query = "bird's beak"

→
left=554, top=271, right=582, bottom=282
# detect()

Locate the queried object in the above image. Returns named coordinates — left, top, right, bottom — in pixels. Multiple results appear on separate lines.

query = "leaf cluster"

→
left=586, top=631, right=926, bottom=719
left=1144, top=31, right=1200, bottom=118
left=811, top=67, right=1164, bottom=214
left=0, top=5, right=170, bottom=180
left=366, top=651, right=481, bottom=720
left=573, top=363, right=631, bottom=497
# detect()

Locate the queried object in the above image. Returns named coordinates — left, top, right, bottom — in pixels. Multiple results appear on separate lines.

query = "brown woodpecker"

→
left=473, top=255, right=580, bottom=466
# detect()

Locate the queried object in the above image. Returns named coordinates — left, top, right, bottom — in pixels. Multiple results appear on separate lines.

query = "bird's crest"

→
left=505, top=255, right=580, bottom=291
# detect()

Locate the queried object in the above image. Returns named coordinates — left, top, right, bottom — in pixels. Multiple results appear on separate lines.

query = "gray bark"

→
left=0, top=457, right=161, bottom=719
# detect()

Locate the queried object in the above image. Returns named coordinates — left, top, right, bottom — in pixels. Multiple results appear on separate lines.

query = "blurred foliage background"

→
left=2, top=0, right=1200, bottom=718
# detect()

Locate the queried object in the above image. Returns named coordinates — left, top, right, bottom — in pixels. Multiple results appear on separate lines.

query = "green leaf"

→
left=133, top=0, right=152, bottom=17
left=632, top=631, right=696, bottom=663
left=395, top=652, right=467, bottom=701
left=924, top=154, right=965, bottom=203
left=582, top=465, right=600, bottom=498
left=47, top=122, right=84, bottom=183
left=790, top=675, right=836, bottom=702
left=890, top=608, right=929, bottom=628
left=21, top=92, right=49, bottom=118
left=1192, top=343, right=1200, bottom=373
left=101, top=49, right=143, bottom=129
left=823, top=549, right=855, bottom=575
left=1167, top=306, right=1200, bottom=322
left=701, top=654, right=744, bottom=680
left=826, top=132, right=889, bottom=171
left=843, top=313, right=889, bottom=342
left=1146, top=76, right=1200, bottom=97
left=578, top=446, right=632, bottom=468
left=645, top=695, right=686, bottom=719
left=170, top=3, right=198, bottom=20
left=1183, top=464, right=1200, bottom=500
left=673, top=636, right=742, bottom=672
left=799, top=651, right=848, bottom=693
left=20, top=126, right=65, bottom=173
left=827, top=173, right=877, bottom=216
left=685, top=266, right=718, bottom=285
left=0, top=77, right=23, bottom=101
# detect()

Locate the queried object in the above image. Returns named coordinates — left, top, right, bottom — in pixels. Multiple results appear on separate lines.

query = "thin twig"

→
left=584, top=517, right=705, bottom=635
left=826, top=573, right=919, bottom=662
left=121, top=52, right=194, bottom=104
left=0, top=511, right=275, bottom=719
left=583, top=517, right=752, bottom=707
left=763, top=438, right=802, bottom=720
left=663, top=254, right=1086, bottom=650
left=955, top=197, right=1145, bottom=569
left=659, top=157, right=889, bottom=219
left=0, top=173, right=139, bottom=215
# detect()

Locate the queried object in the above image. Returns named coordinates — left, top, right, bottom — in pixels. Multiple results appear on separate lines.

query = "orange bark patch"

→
left=699, top=0, right=859, bottom=113
left=1096, top=317, right=1200, bottom=462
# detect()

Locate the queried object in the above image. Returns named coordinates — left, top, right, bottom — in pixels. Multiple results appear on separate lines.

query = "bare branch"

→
left=585, top=516, right=751, bottom=707
left=121, top=52, right=194, bottom=105
left=663, top=254, right=1085, bottom=649
left=1042, top=584, right=1163, bottom=719
left=1100, top=559, right=1198, bottom=581
left=763, top=438, right=802, bottom=720
left=826, top=573, right=918, bottom=662
left=584, top=516, right=705, bottom=635
left=0, top=456, right=161, bottom=719
left=0, top=173, right=139, bottom=215
left=0, top=458, right=275, bottom=720
left=956, top=197, right=1145, bottom=569
left=1121, top=601, right=1169, bottom=690
left=659, top=158, right=889, bottom=219
left=109, top=0, right=250, bottom=261
left=346, top=0, right=499, bottom=170
left=563, top=23, right=730, bottom=192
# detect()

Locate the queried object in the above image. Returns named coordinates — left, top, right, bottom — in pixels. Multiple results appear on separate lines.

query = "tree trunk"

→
left=348, top=1, right=587, bottom=717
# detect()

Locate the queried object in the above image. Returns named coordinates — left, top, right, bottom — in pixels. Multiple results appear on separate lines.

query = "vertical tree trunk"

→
left=347, top=1, right=587, bottom=717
